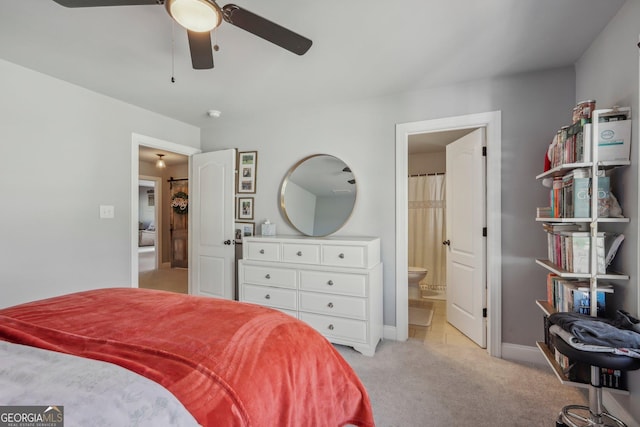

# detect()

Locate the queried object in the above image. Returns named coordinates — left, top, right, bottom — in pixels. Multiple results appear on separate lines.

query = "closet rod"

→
left=167, top=177, right=188, bottom=182
left=408, top=172, right=444, bottom=177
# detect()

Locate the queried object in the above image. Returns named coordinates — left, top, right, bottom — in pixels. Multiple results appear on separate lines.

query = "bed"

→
left=0, top=288, right=374, bottom=426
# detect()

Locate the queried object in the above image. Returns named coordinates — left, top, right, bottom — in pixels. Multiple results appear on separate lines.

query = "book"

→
left=572, top=284, right=612, bottom=317
left=545, top=230, right=607, bottom=274
left=542, top=223, right=586, bottom=233
left=572, top=171, right=610, bottom=218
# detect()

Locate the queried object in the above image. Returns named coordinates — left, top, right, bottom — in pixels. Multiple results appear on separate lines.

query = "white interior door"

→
left=445, top=129, right=486, bottom=347
left=190, top=149, right=236, bottom=299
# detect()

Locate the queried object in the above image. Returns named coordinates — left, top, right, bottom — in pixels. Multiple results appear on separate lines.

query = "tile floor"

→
left=409, top=298, right=477, bottom=347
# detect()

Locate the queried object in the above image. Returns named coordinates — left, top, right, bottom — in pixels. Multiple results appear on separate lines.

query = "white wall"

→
left=201, top=66, right=576, bottom=346
left=575, top=0, right=640, bottom=422
left=0, top=59, right=200, bottom=308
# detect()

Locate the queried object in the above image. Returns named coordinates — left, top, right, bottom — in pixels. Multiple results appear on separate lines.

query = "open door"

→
left=190, top=149, right=236, bottom=299
left=445, top=129, right=487, bottom=347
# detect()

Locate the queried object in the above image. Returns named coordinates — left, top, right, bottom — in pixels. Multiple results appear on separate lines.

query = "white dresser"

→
left=238, top=235, right=383, bottom=356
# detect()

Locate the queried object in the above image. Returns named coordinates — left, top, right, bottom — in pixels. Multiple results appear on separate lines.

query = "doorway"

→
left=138, top=176, right=161, bottom=272
left=395, top=111, right=502, bottom=357
left=130, top=133, right=200, bottom=290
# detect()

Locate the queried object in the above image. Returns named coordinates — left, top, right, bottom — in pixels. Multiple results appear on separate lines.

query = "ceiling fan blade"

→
left=187, top=31, right=214, bottom=70
left=52, top=0, right=159, bottom=6
left=222, top=4, right=312, bottom=55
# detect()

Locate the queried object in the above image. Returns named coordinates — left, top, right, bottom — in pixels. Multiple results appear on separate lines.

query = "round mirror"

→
left=280, top=154, right=357, bottom=236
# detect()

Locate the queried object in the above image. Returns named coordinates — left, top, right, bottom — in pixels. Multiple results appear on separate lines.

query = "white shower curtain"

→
left=408, top=174, right=446, bottom=291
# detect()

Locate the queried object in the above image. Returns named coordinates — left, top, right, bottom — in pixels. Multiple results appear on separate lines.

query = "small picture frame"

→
left=237, top=151, right=257, bottom=194
left=234, top=221, right=255, bottom=241
left=237, top=197, right=254, bottom=220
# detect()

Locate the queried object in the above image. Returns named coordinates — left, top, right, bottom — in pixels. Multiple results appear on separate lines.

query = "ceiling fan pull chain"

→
left=170, top=21, right=176, bottom=83
left=213, top=28, right=219, bottom=52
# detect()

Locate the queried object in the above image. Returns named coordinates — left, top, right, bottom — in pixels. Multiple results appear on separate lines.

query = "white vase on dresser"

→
left=238, top=235, right=383, bottom=356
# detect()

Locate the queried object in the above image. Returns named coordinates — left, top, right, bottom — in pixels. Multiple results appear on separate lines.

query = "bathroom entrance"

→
left=407, top=129, right=484, bottom=338
left=395, top=111, right=502, bottom=356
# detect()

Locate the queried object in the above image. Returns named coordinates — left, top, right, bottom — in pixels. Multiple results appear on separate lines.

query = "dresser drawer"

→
left=242, top=265, right=296, bottom=289
left=299, top=312, right=367, bottom=343
left=241, top=284, right=297, bottom=311
left=282, top=243, right=320, bottom=264
left=299, top=271, right=367, bottom=297
left=322, top=245, right=366, bottom=268
left=245, top=241, right=280, bottom=261
left=299, top=292, right=366, bottom=320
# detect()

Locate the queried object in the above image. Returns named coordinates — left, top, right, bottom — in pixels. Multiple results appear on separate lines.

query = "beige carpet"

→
left=336, top=299, right=589, bottom=426
left=138, top=249, right=188, bottom=294
left=336, top=338, right=587, bottom=427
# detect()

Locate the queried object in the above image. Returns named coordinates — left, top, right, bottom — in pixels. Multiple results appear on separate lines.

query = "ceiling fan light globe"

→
left=166, top=0, right=222, bottom=32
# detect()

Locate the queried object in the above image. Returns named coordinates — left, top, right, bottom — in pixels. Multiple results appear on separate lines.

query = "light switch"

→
left=99, top=205, right=115, bottom=219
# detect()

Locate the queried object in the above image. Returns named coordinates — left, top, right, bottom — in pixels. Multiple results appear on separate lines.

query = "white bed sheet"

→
left=0, top=341, right=199, bottom=427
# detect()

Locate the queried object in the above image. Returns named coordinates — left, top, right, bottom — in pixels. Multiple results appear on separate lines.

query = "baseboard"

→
left=501, top=342, right=547, bottom=366
left=383, top=325, right=397, bottom=341
left=161, top=262, right=170, bottom=269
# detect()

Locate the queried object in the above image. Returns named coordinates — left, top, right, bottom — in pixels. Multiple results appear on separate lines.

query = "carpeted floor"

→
left=336, top=338, right=587, bottom=427
left=138, top=249, right=188, bottom=294
left=336, top=299, right=588, bottom=427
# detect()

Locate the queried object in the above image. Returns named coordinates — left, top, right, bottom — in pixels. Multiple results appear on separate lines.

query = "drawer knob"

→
left=339, top=253, right=345, bottom=259
left=265, top=274, right=271, bottom=279
left=259, top=249, right=265, bottom=254
left=265, top=294, right=271, bottom=300
left=327, top=280, right=334, bottom=286
left=296, top=251, right=303, bottom=256
left=328, top=324, right=334, bottom=331
left=327, top=302, right=334, bottom=309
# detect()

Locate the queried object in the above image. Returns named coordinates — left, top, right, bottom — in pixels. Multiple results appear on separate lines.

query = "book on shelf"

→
left=551, top=343, right=627, bottom=389
left=544, top=230, right=617, bottom=274
left=546, top=168, right=611, bottom=218
left=574, top=171, right=610, bottom=218
left=545, top=273, right=612, bottom=317
left=541, top=222, right=587, bottom=233
left=537, top=206, right=552, bottom=218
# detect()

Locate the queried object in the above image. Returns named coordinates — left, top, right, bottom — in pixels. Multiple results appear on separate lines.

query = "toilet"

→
left=408, top=266, right=428, bottom=300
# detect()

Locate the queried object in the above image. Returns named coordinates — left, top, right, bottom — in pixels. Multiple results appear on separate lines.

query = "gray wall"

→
left=0, top=59, right=200, bottom=308
left=575, top=0, right=640, bottom=421
left=201, top=67, right=576, bottom=347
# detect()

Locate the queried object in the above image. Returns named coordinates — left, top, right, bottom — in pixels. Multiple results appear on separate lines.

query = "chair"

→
left=551, top=332, right=640, bottom=427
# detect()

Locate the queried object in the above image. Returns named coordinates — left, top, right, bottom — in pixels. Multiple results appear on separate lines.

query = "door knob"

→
left=443, top=240, right=451, bottom=246
left=223, top=239, right=231, bottom=245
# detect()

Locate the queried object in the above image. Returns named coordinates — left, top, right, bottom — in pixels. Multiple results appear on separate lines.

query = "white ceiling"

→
left=0, top=1, right=624, bottom=128
left=139, top=145, right=188, bottom=167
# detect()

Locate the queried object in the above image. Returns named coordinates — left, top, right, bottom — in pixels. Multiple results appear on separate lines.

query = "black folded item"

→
left=612, top=310, right=640, bottom=333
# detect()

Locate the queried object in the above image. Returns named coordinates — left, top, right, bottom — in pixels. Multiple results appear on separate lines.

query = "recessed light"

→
left=207, top=110, right=221, bottom=118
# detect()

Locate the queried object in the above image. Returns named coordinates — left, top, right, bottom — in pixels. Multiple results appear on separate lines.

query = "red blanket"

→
left=0, top=288, right=374, bottom=426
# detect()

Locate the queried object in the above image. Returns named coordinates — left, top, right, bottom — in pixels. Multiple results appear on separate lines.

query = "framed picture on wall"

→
left=237, top=151, right=257, bottom=194
left=237, top=197, right=254, bottom=220
left=234, top=221, right=255, bottom=241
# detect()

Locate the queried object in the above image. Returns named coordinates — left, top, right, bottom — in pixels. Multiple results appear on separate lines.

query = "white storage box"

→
left=583, top=120, right=631, bottom=162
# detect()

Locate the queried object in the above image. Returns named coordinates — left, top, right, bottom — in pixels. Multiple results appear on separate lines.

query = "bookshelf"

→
left=535, top=106, right=631, bottom=393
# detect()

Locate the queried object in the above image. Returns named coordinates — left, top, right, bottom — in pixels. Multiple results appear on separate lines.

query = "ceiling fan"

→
left=51, top=0, right=313, bottom=69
